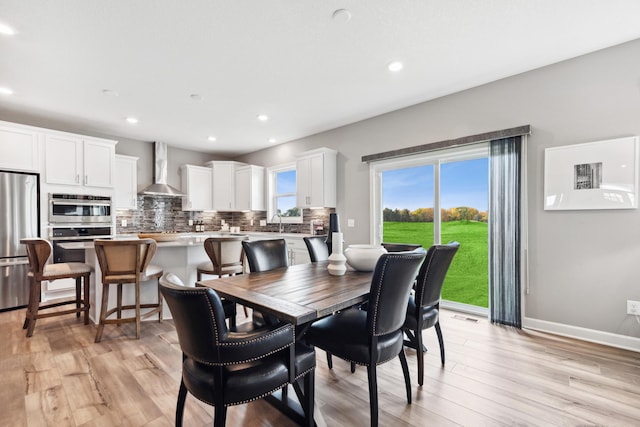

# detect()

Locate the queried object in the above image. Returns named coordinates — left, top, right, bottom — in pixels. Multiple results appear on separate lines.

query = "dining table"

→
left=196, top=260, right=374, bottom=425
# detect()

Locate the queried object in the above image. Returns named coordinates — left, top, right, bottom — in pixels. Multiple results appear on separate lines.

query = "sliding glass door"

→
left=372, top=144, right=489, bottom=311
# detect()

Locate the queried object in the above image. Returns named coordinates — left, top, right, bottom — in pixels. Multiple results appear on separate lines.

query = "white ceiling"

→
left=2, top=1, right=640, bottom=156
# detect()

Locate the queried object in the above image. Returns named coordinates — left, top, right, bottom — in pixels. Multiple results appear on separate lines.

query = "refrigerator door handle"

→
left=0, top=258, right=30, bottom=267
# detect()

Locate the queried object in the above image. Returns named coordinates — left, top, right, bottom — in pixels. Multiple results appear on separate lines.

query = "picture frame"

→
left=544, top=136, right=639, bottom=210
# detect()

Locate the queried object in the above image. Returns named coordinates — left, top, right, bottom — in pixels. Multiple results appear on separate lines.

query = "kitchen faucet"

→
left=272, top=213, right=284, bottom=233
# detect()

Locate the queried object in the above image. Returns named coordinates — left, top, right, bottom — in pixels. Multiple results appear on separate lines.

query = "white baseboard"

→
left=523, top=317, right=640, bottom=353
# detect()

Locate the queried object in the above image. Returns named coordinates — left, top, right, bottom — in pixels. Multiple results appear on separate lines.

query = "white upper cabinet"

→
left=115, top=155, right=138, bottom=210
left=296, top=147, right=337, bottom=208
left=235, top=165, right=265, bottom=211
left=0, top=121, right=39, bottom=172
left=45, top=134, right=116, bottom=188
left=181, top=164, right=213, bottom=211
left=206, top=161, right=246, bottom=211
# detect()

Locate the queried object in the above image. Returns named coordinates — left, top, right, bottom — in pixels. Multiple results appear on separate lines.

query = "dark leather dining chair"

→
left=159, top=273, right=316, bottom=427
left=241, top=239, right=289, bottom=327
left=242, top=239, right=289, bottom=272
left=403, top=241, right=459, bottom=386
left=303, top=236, right=329, bottom=262
left=305, top=251, right=426, bottom=427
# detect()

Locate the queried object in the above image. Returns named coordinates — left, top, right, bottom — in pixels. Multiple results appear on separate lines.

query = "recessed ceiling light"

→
left=257, top=114, right=269, bottom=122
left=0, top=23, right=15, bottom=36
left=190, top=94, right=203, bottom=101
left=332, top=9, right=352, bottom=23
left=125, top=117, right=139, bottom=124
left=268, top=138, right=277, bottom=143
left=387, top=61, right=404, bottom=72
left=102, top=89, right=119, bottom=97
left=0, top=87, right=14, bottom=96
left=208, top=136, right=217, bottom=142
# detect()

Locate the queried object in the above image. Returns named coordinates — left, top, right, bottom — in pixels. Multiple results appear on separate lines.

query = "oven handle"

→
left=49, top=235, right=112, bottom=241
left=51, top=200, right=112, bottom=207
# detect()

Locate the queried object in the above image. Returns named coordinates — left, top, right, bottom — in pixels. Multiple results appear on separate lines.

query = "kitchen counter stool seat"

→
left=94, top=238, right=164, bottom=343
left=20, top=238, right=92, bottom=338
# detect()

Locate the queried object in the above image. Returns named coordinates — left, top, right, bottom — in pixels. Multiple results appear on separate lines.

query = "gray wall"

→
left=236, top=39, right=640, bottom=339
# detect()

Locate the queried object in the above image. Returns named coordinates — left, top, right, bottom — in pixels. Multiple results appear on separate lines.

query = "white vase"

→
left=344, top=244, right=387, bottom=272
left=327, top=232, right=347, bottom=276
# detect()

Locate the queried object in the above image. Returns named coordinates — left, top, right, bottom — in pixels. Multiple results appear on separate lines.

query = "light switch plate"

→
left=347, top=219, right=355, bottom=227
left=260, top=219, right=267, bottom=226
left=121, top=219, right=127, bottom=227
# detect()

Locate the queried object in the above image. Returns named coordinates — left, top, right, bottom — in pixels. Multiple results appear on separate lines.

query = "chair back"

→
left=203, top=235, right=248, bottom=274
left=94, top=238, right=157, bottom=283
left=242, top=239, right=288, bottom=272
left=303, top=236, right=329, bottom=262
left=382, top=242, right=423, bottom=252
left=415, top=242, right=460, bottom=308
left=367, top=251, right=426, bottom=336
left=159, top=273, right=230, bottom=364
left=21, top=238, right=52, bottom=279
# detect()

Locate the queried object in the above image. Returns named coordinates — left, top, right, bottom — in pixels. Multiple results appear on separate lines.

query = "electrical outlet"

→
left=121, top=219, right=127, bottom=227
left=188, top=219, right=193, bottom=226
left=627, top=300, right=640, bottom=315
left=250, top=219, right=254, bottom=226
left=260, top=219, right=267, bottom=227
left=347, top=218, right=355, bottom=227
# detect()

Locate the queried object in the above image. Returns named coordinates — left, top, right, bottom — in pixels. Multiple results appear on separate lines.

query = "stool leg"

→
left=117, top=284, right=123, bottom=322
left=25, top=278, right=41, bottom=337
left=135, top=281, right=141, bottom=339
left=95, top=282, right=110, bottom=343
left=75, top=277, right=82, bottom=318
left=83, top=273, right=90, bottom=325
left=157, top=278, right=163, bottom=322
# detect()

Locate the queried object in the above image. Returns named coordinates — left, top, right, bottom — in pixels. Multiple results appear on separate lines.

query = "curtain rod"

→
left=361, top=125, right=531, bottom=163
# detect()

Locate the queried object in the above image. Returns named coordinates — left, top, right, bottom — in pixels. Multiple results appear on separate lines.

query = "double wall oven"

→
left=48, top=193, right=113, bottom=263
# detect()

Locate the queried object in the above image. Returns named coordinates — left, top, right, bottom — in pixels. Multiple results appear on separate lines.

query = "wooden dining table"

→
left=197, top=260, right=374, bottom=328
left=196, top=260, right=374, bottom=426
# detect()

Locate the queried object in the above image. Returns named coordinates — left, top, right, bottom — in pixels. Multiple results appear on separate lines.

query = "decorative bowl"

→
left=344, top=244, right=387, bottom=271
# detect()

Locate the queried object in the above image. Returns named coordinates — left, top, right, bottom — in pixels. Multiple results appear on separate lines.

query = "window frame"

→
left=267, top=163, right=303, bottom=224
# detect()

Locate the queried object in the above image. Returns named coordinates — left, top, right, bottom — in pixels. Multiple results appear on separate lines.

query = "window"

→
left=267, top=164, right=302, bottom=223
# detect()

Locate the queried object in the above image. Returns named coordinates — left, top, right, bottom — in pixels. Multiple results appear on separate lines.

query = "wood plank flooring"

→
left=1, top=305, right=639, bottom=426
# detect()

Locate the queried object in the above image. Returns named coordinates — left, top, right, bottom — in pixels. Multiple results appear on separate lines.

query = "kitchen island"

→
left=58, top=232, right=314, bottom=322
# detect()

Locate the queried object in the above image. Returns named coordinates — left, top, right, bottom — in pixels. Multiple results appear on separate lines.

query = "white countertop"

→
left=58, top=231, right=317, bottom=250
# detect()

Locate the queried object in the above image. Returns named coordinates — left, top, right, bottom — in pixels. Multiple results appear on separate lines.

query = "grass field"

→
left=383, top=220, right=488, bottom=307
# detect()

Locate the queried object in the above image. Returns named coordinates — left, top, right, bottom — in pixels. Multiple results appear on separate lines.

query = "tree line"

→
left=383, top=207, right=488, bottom=223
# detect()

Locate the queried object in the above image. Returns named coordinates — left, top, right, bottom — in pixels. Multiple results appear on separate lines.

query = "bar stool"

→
left=196, top=235, right=249, bottom=326
left=94, top=238, right=163, bottom=343
left=20, top=238, right=92, bottom=337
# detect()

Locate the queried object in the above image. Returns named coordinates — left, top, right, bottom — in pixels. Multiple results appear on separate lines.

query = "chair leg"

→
left=176, top=379, right=187, bottom=427
left=95, top=282, right=110, bottom=343
left=157, top=278, right=163, bottom=322
left=23, top=276, right=36, bottom=330
left=367, top=364, right=378, bottom=427
left=351, top=361, right=356, bottom=373
left=326, top=352, right=333, bottom=369
left=399, top=348, right=412, bottom=404
left=213, top=404, right=227, bottom=427
left=415, top=326, right=425, bottom=387
left=435, top=321, right=445, bottom=366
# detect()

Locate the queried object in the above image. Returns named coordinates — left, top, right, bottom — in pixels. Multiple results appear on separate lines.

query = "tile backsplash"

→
left=115, top=195, right=334, bottom=235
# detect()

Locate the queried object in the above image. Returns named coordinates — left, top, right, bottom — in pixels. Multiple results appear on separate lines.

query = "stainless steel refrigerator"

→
left=0, top=170, right=40, bottom=311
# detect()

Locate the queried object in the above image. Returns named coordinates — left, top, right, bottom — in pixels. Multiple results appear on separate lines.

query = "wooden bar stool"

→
left=196, top=235, right=249, bottom=325
left=20, top=238, right=92, bottom=337
left=94, top=238, right=163, bottom=343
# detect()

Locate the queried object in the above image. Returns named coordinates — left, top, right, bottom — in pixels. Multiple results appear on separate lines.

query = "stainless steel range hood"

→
left=139, top=142, right=186, bottom=197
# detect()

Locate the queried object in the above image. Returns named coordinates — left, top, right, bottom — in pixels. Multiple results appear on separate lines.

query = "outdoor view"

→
left=382, top=158, right=489, bottom=307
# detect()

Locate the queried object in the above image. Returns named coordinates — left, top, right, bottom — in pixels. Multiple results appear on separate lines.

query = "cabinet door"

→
left=84, top=139, right=115, bottom=187
left=234, top=167, right=251, bottom=211
left=115, top=155, right=138, bottom=209
left=285, top=237, right=311, bottom=265
left=296, top=149, right=337, bottom=208
left=45, top=134, right=83, bottom=186
left=0, top=123, right=39, bottom=172
left=182, top=165, right=212, bottom=210
left=212, top=162, right=235, bottom=210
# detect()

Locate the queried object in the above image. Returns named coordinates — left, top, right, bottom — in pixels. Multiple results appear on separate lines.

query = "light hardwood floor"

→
left=1, top=305, right=639, bottom=426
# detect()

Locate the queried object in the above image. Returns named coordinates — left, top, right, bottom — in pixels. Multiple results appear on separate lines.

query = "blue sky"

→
left=382, top=158, right=489, bottom=211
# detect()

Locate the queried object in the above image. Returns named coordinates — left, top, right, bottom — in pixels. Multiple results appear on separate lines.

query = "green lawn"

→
left=383, top=220, right=488, bottom=307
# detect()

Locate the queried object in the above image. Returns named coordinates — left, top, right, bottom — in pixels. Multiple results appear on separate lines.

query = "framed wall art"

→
left=544, top=136, right=639, bottom=210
